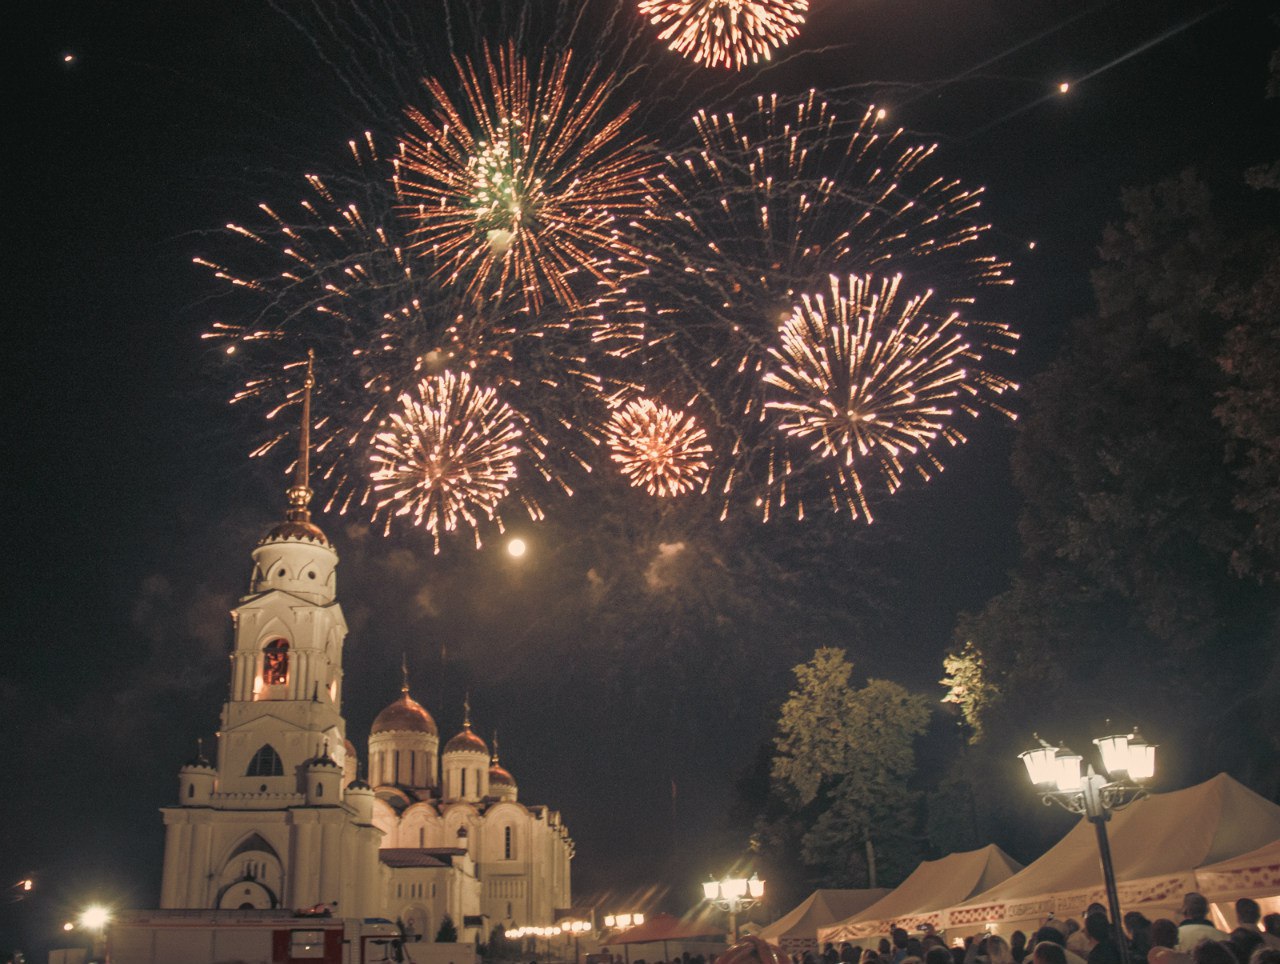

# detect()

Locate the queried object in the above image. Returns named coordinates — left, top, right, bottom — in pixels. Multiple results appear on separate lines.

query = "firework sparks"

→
left=395, top=42, right=659, bottom=312
left=604, top=397, right=712, bottom=497
left=200, top=138, right=600, bottom=533
left=371, top=369, right=541, bottom=551
left=763, top=273, right=1018, bottom=521
left=638, top=0, right=808, bottom=70
left=601, top=92, right=1016, bottom=518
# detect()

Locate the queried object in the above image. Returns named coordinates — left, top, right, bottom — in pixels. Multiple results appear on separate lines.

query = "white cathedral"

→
left=157, top=374, right=573, bottom=942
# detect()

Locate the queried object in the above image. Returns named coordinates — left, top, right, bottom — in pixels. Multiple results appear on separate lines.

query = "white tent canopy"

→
left=1193, top=836, right=1280, bottom=926
left=941, top=774, right=1280, bottom=936
left=818, top=845, right=1023, bottom=943
left=760, top=889, right=891, bottom=953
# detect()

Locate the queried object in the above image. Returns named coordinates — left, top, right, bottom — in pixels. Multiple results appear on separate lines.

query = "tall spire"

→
left=286, top=349, right=315, bottom=523
left=401, top=653, right=411, bottom=696
left=491, top=729, right=500, bottom=763
left=463, top=691, right=472, bottom=729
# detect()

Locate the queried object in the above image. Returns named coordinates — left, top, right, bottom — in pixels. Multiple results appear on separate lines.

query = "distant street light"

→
left=1019, top=725, right=1157, bottom=964
left=603, top=913, right=645, bottom=929
left=602, top=912, right=647, bottom=964
left=560, top=918, right=593, bottom=964
left=702, top=873, right=765, bottom=943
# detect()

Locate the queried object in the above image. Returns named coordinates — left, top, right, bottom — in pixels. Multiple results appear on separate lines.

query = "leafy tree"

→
left=436, top=914, right=458, bottom=943
left=944, top=162, right=1280, bottom=795
left=767, top=648, right=930, bottom=888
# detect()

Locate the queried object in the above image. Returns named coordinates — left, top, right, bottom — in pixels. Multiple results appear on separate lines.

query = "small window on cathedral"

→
left=504, top=826, right=513, bottom=860
left=247, top=744, right=284, bottom=777
left=262, top=639, right=289, bottom=686
left=187, top=784, right=194, bottom=799
left=461, top=769, right=467, bottom=797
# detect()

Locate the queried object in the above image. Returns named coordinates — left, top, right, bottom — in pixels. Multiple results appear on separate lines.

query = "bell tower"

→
left=159, top=353, right=381, bottom=915
left=220, top=350, right=348, bottom=793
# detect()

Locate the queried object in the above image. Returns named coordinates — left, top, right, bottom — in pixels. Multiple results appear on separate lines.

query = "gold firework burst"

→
left=763, top=273, right=1017, bottom=521
left=637, top=0, right=808, bottom=70
left=604, top=397, right=712, bottom=497
left=396, top=42, right=659, bottom=312
left=370, top=370, right=541, bottom=551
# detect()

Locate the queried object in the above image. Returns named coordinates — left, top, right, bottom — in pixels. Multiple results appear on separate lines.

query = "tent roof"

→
left=818, top=845, right=1022, bottom=941
left=1194, top=837, right=1280, bottom=900
left=759, top=889, right=891, bottom=942
left=609, top=912, right=724, bottom=944
left=945, top=774, right=1280, bottom=927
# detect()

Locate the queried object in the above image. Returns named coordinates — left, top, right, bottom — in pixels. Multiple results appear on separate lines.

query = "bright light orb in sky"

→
left=507, top=537, right=527, bottom=558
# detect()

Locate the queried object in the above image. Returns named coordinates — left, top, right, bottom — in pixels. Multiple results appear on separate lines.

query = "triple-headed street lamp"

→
left=1019, top=725, right=1157, bottom=964
left=603, top=913, right=646, bottom=930
left=702, top=873, right=765, bottom=943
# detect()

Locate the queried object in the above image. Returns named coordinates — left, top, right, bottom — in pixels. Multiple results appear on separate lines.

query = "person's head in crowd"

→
left=1182, top=895, right=1211, bottom=923
left=1236, top=901, right=1262, bottom=928
left=1033, top=942, right=1068, bottom=964
left=1191, top=942, right=1238, bottom=964
left=1151, top=921, right=1181, bottom=950
left=924, top=947, right=952, bottom=964
left=1034, top=928, right=1065, bottom=948
left=1086, top=915, right=1113, bottom=946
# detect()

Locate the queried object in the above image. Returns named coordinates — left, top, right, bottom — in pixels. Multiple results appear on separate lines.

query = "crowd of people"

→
left=785, top=894, right=1280, bottom=964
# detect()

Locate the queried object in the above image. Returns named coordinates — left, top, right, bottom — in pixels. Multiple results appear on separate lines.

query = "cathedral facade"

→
left=157, top=431, right=573, bottom=942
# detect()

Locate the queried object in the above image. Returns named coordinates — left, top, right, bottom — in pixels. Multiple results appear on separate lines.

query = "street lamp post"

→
left=1019, top=726, right=1157, bottom=964
left=560, top=918, right=592, bottom=964
left=602, top=912, right=646, bottom=964
left=702, top=873, right=765, bottom=943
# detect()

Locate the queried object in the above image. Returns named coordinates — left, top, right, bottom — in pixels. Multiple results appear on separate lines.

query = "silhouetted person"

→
left=1087, top=913, right=1123, bottom=964
left=1178, top=895, right=1228, bottom=952
left=1237, top=900, right=1280, bottom=952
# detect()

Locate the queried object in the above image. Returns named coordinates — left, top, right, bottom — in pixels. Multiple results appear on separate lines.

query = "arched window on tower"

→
left=262, top=639, right=289, bottom=686
left=504, top=825, right=514, bottom=860
left=247, top=744, right=284, bottom=777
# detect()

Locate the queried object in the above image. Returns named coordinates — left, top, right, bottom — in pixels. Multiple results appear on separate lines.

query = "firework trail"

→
left=604, top=397, right=712, bottom=497
left=764, top=273, right=1017, bottom=521
left=600, top=91, right=1017, bottom=520
left=638, top=0, right=809, bottom=71
left=395, top=42, right=661, bottom=312
left=371, top=369, right=540, bottom=551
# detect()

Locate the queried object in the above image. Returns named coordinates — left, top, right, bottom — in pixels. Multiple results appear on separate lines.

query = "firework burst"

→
left=395, top=42, right=660, bottom=312
left=604, top=397, right=713, bottom=497
left=638, top=0, right=808, bottom=70
left=200, top=137, right=602, bottom=538
left=600, top=92, right=1016, bottom=519
left=371, top=369, right=540, bottom=550
left=763, top=273, right=1018, bottom=521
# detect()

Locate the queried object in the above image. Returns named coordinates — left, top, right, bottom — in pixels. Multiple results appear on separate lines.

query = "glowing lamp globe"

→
left=1019, top=742, right=1058, bottom=787
left=79, top=906, right=111, bottom=930
left=1053, top=749, right=1084, bottom=792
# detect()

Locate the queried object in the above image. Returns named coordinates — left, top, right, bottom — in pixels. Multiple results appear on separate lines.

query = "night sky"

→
left=5, top=0, right=1278, bottom=956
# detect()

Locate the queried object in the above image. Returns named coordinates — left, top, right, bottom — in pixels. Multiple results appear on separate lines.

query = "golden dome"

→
left=445, top=725, right=488, bottom=755
left=372, top=693, right=438, bottom=735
